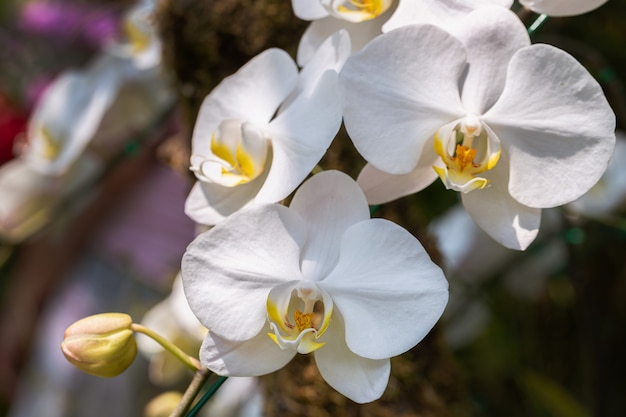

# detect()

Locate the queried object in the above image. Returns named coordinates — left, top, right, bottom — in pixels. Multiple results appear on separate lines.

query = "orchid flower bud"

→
left=61, top=312, right=137, bottom=378
left=144, top=391, right=183, bottom=417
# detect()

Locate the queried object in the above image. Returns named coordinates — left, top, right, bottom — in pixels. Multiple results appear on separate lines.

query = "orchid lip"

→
left=322, top=0, right=392, bottom=22
left=190, top=119, right=269, bottom=187
left=433, top=117, right=501, bottom=194
left=37, top=125, right=62, bottom=161
left=266, top=280, right=334, bottom=354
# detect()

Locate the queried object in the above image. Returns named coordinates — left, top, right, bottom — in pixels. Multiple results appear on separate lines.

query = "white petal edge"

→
left=460, top=157, right=541, bottom=250
left=314, top=313, right=390, bottom=403
left=519, top=0, right=608, bottom=16
left=200, top=325, right=296, bottom=376
left=320, top=218, right=448, bottom=359
left=454, top=7, right=530, bottom=115
left=191, top=49, right=298, bottom=155
left=281, top=29, right=351, bottom=111
left=483, top=44, right=616, bottom=208
left=26, top=56, right=122, bottom=176
left=383, top=0, right=513, bottom=33
left=184, top=159, right=269, bottom=226
left=181, top=204, right=307, bottom=341
left=357, top=143, right=440, bottom=205
left=258, top=70, right=343, bottom=203
left=297, top=6, right=393, bottom=67
left=289, top=170, right=370, bottom=281
left=291, top=0, right=329, bottom=20
left=340, top=24, right=466, bottom=174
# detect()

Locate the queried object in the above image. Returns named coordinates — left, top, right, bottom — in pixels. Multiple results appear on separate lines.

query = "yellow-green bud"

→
left=144, top=391, right=184, bottom=417
left=61, top=312, right=137, bottom=378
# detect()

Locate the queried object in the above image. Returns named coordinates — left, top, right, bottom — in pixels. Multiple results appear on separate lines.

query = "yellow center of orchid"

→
left=190, top=119, right=269, bottom=187
left=294, top=310, right=315, bottom=332
left=433, top=117, right=501, bottom=194
left=210, top=135, right=259, bottom=183
left=327, top=0, right=392, bottom=22
left=267, top=281, right=333, bottom=354
left=39, top=126, right=62, bottom=161
left=123, top=18, right=151, bottom=54
left=453, top=144, right=477, bottom=171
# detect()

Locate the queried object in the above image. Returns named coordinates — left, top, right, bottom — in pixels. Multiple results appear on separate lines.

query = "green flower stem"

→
left=527, top=13, right=548, bottom=36
left=130, top=323, right=202, bottom=372
left=186, top=376, right=229, bottom=417
left=170, top=367, right=212, bottom=417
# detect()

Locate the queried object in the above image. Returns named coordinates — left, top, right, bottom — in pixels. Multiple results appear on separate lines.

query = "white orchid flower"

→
left=340, top=7, right=615, bottom=250
left=519, top=0, right=609, bottom=16
left=382, top=0, right=512, bottom=33
left=185, top=32, right=348, bottom=226
left=108, top=0, right=162, bottom=69
left=23, top=55, right=122, bottom=177
left=292, top=0, right=394, bottom=22
left=294, top=1, right=394, bottom=66
left=182, top=170, right=448, bottom=403
left=0, top=156, right=102, bottom=242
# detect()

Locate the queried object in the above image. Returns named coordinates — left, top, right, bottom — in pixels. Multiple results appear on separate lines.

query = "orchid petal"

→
left=297, top=11, right=389, bottom=67
left=519, top=0, right=608, bottom=16
left=340, top=24, right=466, bottom=174
left=259, top=71, right=342, bottom=203
left=26, top=56, right=122, bottom=176
left=184, top=162, right=269, bottom=226
left=282, top=29, right=350, bottom=111
left=289, top=170, right=370, bottom=281
left=483, top=44, right=616, bottom=208
left=292, top=0, right=329, bottom=20
left=383, top=0, right=513, bottom=33
left=181, top=204, right=307, bottom=341
left=460, top=157, right=541, bottom=250
left=191, top=49, right=298, bottom=155
left=314, top=313, right=390, bottom=403
left=200, top=326, right=295, bottom=376
left=320, top=219, right=448, bottom=359
left=357, top=144, right=440, bottom=204
left=455, top=7, right=530, bottom=115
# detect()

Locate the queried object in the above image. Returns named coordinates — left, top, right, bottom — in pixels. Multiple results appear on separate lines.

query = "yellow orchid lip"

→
left=191, top=119, right=269, bottom=187
left=38, top=125, right=62, bottom=161
left=433, top=118, right=501, bottom=194
left=123, top=17, right=151, bottom=54
left=266, top=281, right=333, bottom=354
left=329, top=0, right=392, bottom=22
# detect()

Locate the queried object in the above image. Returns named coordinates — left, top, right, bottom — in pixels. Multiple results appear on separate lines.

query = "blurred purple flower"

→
left=19, top=1, right=120, bottom=48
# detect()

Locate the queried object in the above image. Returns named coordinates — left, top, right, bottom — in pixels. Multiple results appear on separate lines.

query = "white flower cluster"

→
left=180, top=0, right=615, bottom=404
left=0, top=0, right=173, bottom=242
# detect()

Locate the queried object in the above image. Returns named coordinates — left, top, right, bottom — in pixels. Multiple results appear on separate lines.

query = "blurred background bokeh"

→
left=1, top=1, right=625, bottom=416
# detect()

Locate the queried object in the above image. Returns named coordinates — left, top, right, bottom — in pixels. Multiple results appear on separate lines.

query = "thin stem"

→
left=169, top=368, right=212, bottom=417
left=527, top=13, right=549, bottom=36
left=186, top=376, right=229, bottom=417
left=130, top=323, right=202, bottom=371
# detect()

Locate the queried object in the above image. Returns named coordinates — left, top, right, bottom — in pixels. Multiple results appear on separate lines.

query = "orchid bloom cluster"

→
left=177, top=0, right=616, bottom=406
left=50, top=0, right=617, bottom=412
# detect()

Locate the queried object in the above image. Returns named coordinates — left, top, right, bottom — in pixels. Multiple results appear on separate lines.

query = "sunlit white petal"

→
left=341, top=24, right=466, bottom=174
left=182, top=205, right=307, bottom=341
left=483, top=44, right=616, bottom=208
left=289, top=170, right=369, bottom=280
left=200, top=326, right=296, bottom=376
left=519, top=0, right=608, bottom=16
left=314, top=313, right=390, bottom=403
left=320, top=219, right=448, bottom=359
